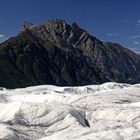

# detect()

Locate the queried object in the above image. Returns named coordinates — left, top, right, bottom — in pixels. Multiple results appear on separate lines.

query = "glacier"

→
left=0, top=82, right=140, bottom=140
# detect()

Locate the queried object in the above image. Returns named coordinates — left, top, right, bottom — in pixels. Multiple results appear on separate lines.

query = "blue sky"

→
left=0, top=0, right=140, bottom=54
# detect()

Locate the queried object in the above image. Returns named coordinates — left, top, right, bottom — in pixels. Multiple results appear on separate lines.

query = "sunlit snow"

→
left=0, top=82, right=140, bottom=140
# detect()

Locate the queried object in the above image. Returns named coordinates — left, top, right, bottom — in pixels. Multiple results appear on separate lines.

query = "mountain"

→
left=0, top=19, right=140, bottom=88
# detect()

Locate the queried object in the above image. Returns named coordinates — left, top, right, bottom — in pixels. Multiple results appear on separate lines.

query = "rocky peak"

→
left=71, top=22, right=79, bottom=27
left=24, top=19, right=94, bottom=53
left=45, top=19, right=68, bottom=29
left=21, top=21, right=33, bottom=31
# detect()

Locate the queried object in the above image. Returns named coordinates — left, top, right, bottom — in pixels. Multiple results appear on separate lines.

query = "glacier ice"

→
left=0, top=82, right=140, bottom=139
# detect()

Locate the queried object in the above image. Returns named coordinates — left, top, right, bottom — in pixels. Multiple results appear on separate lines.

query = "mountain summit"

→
left=0, top=19, right=140, bottom=88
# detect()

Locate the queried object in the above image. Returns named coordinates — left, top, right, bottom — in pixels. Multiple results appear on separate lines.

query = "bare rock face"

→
left=21, top=21, right=33, bottom=31
left=0, top=19, right=140, bottom=88
left=31, top=19, right=94, bottom=50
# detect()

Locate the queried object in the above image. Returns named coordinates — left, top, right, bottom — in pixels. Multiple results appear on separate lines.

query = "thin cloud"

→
left=134, top=41, right=139, bottom=45
left=137, top=19, right=140, bottom=24
left=136, top=19, right=140, bottom=26
left=0, top=34, right=4, bottom=38
left=129, top=47, right=140, bottom=54
left=0, top=34, right=6, bottom=43
left=107, top=33, right=118, bottom=37
left=122, top=19, right=128, bottom=23
left=130, top=35, right=140, bottom=39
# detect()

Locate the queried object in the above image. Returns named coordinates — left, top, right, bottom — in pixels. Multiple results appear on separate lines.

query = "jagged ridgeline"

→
left=0, top=19, right=140, bottom=88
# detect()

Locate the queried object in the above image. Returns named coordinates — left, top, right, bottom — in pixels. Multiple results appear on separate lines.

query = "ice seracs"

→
left=0, top=82, right=140, bottom=140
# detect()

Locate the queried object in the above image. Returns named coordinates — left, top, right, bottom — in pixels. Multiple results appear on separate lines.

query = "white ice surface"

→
left=0, top=82, right=140, bottom=139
